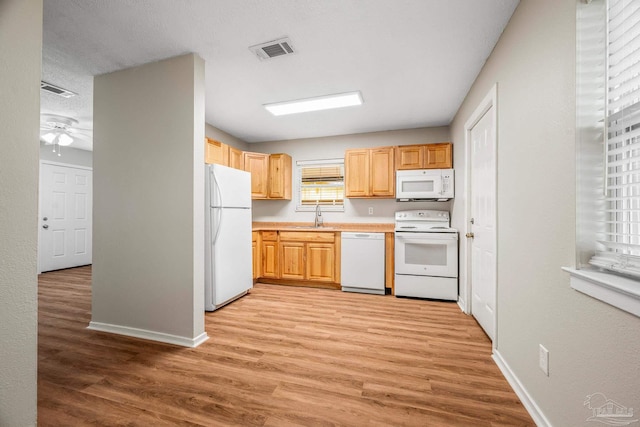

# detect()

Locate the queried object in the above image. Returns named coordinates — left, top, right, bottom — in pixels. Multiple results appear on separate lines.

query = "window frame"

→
left=569, top=0, right=640, bottom=318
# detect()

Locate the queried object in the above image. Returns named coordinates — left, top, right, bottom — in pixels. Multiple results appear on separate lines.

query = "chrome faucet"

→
left=314, top=203, right=323, bottom=228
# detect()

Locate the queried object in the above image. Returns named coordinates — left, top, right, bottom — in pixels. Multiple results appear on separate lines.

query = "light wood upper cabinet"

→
left=369, top=147, right=395, bottom=196
left=204, top=137, right=246, bottom=170
left=243, top=152, right=269, bottom=199
left=344, top=149, right=370, bottom=197
left=425, top=143, right=452, bottom=169
left=268, top=153, right=292, bottom=200
left=205, top=138, right=229, bottom=165
left=229, top=146, right=244, bottom=170
left=243, top=152, right=292, bottom=200
left=396, top=143, right=452, bottom=170
left=395, top=145, right=423, bottom=170
left=345, top=147, right=394, bottom=198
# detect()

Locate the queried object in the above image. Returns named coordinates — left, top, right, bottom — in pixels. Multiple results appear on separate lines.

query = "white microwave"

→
left=396, top=169, right=454, bottom=201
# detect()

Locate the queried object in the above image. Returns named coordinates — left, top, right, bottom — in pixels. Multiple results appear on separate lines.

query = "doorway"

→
left=464, top=85, right=497, bottom=342
left=38, top=161, right=93, bottom=273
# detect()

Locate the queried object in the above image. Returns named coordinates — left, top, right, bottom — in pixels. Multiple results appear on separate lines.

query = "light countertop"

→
left=252, top=222, right=395, bottom=233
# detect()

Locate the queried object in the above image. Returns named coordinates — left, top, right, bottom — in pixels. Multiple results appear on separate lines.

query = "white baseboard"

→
left=492, top=349, right=552, bottom=427
left=457, top=297, right=467, bottom=314
left=88, top=321, right=209, bottom=348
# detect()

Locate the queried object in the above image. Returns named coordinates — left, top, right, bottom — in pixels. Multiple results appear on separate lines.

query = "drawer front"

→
left=279, top=231, right=335, bottom=243
left=261, top=231, right=278, bottom=241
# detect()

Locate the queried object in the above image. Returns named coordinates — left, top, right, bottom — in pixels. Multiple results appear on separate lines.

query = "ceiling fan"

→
left=40, top=114, right=91, bottom=155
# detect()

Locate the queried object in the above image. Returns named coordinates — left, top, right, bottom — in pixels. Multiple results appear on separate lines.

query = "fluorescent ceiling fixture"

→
left=264, top=91, right=363, bottom=116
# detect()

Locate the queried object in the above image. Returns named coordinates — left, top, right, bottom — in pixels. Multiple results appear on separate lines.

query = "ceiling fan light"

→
left=42, top=132, right=57, bottom=143
left=57, top=133, right=74, bottom=146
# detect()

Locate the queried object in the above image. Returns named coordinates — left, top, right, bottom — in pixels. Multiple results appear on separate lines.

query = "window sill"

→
left=562, top=267, right=640, bottom=318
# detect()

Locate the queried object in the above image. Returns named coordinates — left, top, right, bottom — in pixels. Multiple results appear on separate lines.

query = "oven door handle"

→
left=395, top=233, right=458, bottom=241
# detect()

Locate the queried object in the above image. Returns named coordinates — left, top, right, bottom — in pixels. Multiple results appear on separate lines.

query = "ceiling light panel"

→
left=264, top=91, right=363, bottom=116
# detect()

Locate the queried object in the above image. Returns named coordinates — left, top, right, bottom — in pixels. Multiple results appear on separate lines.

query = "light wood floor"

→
left=38, top=266, right=533, bottom=426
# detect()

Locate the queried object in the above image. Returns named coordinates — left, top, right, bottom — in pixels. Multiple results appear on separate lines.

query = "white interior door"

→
left=39, top=163, right=93, bottom=272
left=469, top=102, right=497, bottom=341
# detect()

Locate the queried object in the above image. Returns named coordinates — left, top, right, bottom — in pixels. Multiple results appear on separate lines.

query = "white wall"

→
left=92, top=53, right=207, bottom=346
left=450, top=0, right=640, bottom=425
left=0, top=0, right=41, bottom=425
left=39, top=141, right=93, bottom=168
left=252, top=127, right=451, bottom=223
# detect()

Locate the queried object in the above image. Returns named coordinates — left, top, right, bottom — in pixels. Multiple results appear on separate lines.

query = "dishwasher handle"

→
left=341, top=232, right=385, bottom=240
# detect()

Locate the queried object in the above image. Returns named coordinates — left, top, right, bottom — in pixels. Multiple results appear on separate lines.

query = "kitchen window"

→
left=295, top=159, right=345, bottom=212
left=569, top=0, right=640, bottom=317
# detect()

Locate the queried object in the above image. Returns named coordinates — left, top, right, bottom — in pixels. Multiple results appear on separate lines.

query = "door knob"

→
left=465, top=232, right=474, bottom=238
left=42, top=224, right=49, bottom=229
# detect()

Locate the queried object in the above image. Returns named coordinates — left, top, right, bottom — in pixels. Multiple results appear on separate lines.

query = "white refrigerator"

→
left=205, top=164, right=253, bottom=311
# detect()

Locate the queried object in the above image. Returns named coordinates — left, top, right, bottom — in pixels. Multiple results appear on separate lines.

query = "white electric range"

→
left=394, top=210, right=458, bottom=301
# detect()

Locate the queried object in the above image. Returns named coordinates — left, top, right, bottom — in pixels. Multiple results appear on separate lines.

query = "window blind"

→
left=590, top=0, right=640, bottom=278
left=298, top=162, right=344, bottom=207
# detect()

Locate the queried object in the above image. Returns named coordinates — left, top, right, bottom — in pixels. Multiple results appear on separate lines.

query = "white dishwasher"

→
left=340, top=232, right=385, bottom=295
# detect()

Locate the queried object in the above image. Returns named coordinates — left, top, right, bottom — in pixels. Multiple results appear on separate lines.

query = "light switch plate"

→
left=539, top=344, right=549, bottom=376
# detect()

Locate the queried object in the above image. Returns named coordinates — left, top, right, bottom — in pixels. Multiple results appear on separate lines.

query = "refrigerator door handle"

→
left=212, top=171, right=223, bottom=244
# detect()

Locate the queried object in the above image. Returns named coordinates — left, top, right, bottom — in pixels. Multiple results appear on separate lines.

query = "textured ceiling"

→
left=42, top=0, right=519, bottom=150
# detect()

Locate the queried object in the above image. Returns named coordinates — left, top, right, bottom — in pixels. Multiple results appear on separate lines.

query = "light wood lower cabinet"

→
left=257, top=231, right=339, bottom=286
left=280, top=241, right=305, bottom=280
left=306, top=243, right=335, bottom=282
left=261, top=231, right=279, bottom=279
left=252, top=231, right=261, bottom=280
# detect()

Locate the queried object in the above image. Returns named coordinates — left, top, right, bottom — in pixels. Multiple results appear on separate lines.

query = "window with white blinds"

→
left=295, top=159, right=344, bottom=211
left=589, top=0, right=640, bottom=278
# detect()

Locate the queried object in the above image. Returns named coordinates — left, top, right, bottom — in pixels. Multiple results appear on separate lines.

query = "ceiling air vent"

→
left=249, top=37, right=295, bottom=61
left=40, top=81, right=77, bottom=98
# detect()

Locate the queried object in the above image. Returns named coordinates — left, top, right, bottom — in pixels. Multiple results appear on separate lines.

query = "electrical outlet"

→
left=368, top=207, right=374, bottom=215
left=539, top=344, right=549, bottom=376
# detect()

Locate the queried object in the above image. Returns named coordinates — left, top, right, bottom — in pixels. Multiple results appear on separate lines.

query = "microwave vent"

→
left=249, top=37, right=295, bottom=61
